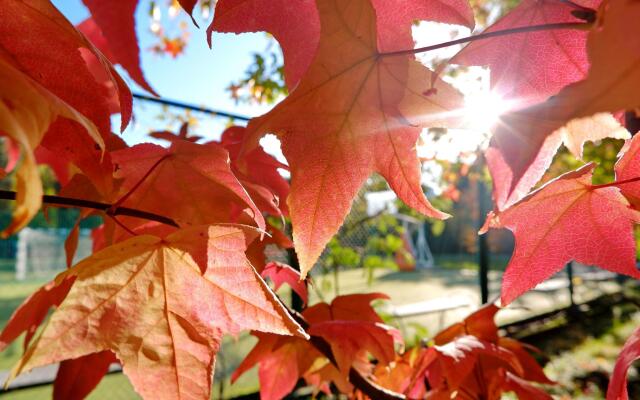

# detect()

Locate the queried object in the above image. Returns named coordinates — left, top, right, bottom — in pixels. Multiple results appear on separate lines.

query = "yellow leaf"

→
left=10, top=225, right=304, bottom=400
left=0, top=57, right=102, bottom=236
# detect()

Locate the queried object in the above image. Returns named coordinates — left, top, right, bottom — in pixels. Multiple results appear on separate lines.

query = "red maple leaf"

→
left=607, top=325, right=640, bottom=400
left=484, top=0, right=640, bottom=210
left=110, top=141, right=266, bottom=231
left=485, top=164, right=640, bottom=304
left=53, top=351, right=117, bottom=400
left=239, top=0, right=465, bottom=276
left=81, top=0, right=156, bottom=94
left=261, top=262, right=308, bottom=305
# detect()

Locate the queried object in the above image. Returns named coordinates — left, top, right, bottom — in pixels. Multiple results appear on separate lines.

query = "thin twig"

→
left=108, top=215, right=137, bottom=237
left=111, top=154, right=172, bottom=210
left=308, top=277, right=326, bottom=303
left=591, top=176, right=640, bottom=190
left=380, top=22, right=591, bottom=57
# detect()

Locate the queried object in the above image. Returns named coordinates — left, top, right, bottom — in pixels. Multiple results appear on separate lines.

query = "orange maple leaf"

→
left=8, top=225, right=305, bottom=399
left=111, top=141, right=266, bottom=231
left=486, top=164, right=640, bottom=304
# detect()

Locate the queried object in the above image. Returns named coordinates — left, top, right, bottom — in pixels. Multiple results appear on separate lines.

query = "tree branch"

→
left=0, top=190, right=179, bottom=228
left=132, top=93, right=251, bottom=121
left=380, top=22, right=592, bottom=58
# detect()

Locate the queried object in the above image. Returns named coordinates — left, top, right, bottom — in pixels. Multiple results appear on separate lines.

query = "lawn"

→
left=0, top=271, right=52, bottom=370
left=433, top=253, right=510, bottom=271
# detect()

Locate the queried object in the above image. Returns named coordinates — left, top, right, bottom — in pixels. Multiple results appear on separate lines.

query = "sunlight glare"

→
left=462, top=90, right=510, bottom=133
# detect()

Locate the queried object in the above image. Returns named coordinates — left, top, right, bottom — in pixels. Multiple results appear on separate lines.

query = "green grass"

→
left=0, top=270, right=51, bottom=371
left=543, top=312, right=640, bottom=399
left=433, top=253, right=510, bottom=271
left=310, top=262, right=499, bottom=303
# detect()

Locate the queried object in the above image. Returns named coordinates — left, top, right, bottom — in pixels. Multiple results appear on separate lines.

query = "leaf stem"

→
left=379, top=22, right=592, bottom=58
left=591, top=176, right=640, bottom=190
left=111, top=154, right=172, bottom=210
left=0, top=190, right=179, bottom=228
left=108, top=215, right=138, bottom=237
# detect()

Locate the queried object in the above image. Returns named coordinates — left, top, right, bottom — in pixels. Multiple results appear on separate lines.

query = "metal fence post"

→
left=287, top=248, right=305, bottom=312
left=567, top=261, right=576, bottom=308
left=477, top=167, right=490, bottom=304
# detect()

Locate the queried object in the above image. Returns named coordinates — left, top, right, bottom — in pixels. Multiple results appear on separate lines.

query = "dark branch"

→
left=132, top=93, right=251, bottom=121
left=0, top=190, right=179, bottom=228
left=380, top=22, right=592, bottom=57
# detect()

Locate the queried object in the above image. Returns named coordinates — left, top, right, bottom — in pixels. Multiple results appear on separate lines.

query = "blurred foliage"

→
left=326, top=238, right=361, bottom=269
left=470, top=0, right=520, bottom=26
left=540, top=306, right=640, bottom=399
left=228, top=46, right=288, bottom=105
left=405, top=322, right=431, bottom=348
left=154, top=106, right=200, bottom=130
left=324, top=210, right=410, bottom=286
left=362, top=215, right=411, bottom=283
left=540, top=139, right=626, bottom=187
left=148, top=1, right=193, bottom=58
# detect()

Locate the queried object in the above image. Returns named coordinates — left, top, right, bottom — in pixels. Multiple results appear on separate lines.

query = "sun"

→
left=462, top=90, right=511, bottom=133
left=416, top=88, right=514, bottom=165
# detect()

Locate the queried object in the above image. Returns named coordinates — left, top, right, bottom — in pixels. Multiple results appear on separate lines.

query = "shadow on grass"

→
left=520, top=292, right=640, bottom=397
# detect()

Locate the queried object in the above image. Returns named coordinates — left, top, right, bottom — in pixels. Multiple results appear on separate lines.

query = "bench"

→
left=386, top=296, right=473, bottom=330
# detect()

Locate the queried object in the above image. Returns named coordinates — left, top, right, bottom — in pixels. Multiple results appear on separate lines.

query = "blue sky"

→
left=52, top=0, right=273, bottom=145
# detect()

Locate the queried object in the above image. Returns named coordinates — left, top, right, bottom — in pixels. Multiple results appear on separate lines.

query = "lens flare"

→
left=462, top=91, right=511, bottom=133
